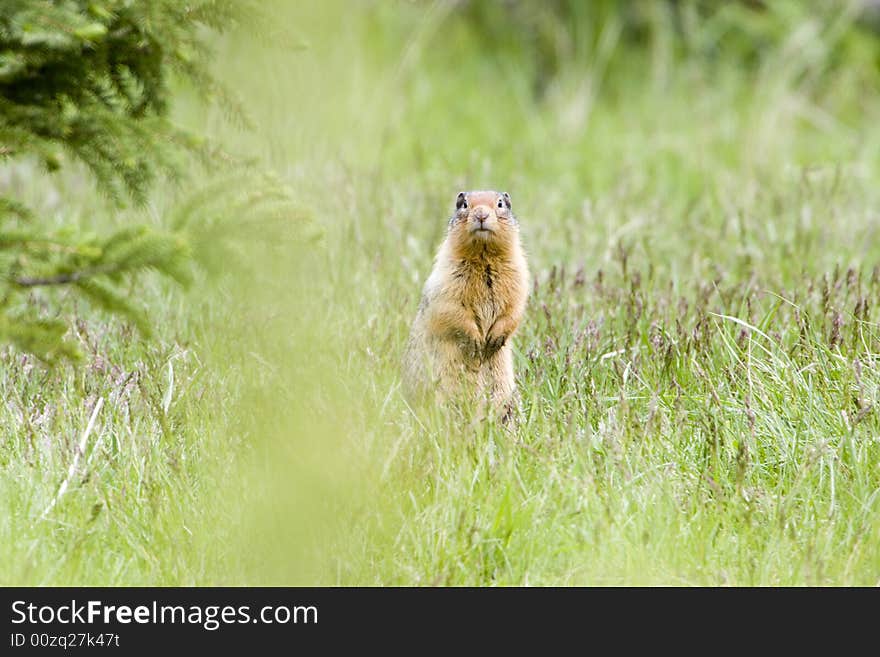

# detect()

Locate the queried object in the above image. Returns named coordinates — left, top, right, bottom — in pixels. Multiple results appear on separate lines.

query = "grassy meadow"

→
left=4, top=1, right=880, bottom=585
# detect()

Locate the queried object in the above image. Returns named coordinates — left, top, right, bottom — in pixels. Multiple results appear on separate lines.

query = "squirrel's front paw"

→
left=454, top=332, right=483, bottom=361
left=483, top=332, right=507, bottom=359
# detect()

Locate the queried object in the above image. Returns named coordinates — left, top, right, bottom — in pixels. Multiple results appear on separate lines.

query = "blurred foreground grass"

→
left=3, top=0, right=880, bottom=585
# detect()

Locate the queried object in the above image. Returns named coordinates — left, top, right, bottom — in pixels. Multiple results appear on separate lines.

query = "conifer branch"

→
left=0, top=0, right=302, bottom=360
left=12, top=266, right=118, bottom=288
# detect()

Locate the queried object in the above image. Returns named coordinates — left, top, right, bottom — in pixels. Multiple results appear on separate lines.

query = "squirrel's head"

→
left=448, top=190, right=518, bottom=254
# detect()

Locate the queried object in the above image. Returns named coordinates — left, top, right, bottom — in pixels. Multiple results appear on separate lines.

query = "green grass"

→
left=4, top=0, right=880, bottom=585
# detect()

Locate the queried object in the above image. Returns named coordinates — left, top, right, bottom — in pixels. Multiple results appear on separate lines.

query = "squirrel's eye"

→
left=456, top=193, right=467, bottom=210
left=497, top=198, right=504, bottom=209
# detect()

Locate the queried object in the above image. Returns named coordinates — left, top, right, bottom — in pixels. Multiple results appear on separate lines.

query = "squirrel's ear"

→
left=455, top=191, right=467, bottom=209
left=502, top=192, right=511, bottom=208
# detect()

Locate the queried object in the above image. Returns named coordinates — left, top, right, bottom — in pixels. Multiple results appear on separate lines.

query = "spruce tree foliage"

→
left=0, top=0, right=295, bottom=362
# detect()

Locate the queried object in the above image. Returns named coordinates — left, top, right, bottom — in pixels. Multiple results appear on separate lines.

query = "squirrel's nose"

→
left=473, top=206, right=490, bottom=221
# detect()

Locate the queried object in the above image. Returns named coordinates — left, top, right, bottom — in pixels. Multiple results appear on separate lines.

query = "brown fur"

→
left=403, top=190, right=530, bottom=420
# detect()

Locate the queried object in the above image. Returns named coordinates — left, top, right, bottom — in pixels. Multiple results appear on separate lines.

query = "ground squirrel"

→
left=403, top=190, right=530, bottom=420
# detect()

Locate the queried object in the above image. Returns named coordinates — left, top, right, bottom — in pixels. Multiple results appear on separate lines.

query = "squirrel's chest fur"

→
left=449, top=259, right=508, bottom=333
